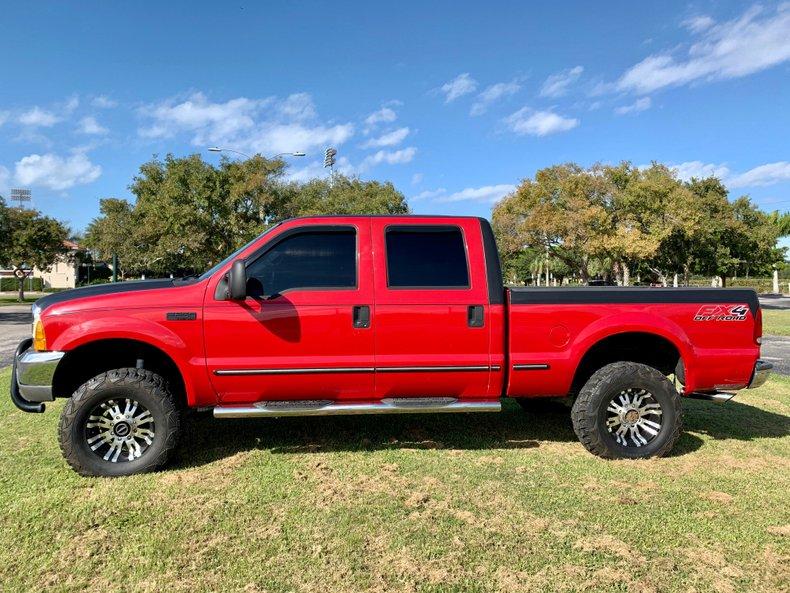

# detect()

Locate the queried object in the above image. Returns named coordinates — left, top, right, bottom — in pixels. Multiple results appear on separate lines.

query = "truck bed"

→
left=504, top=287, right=761, bottom=397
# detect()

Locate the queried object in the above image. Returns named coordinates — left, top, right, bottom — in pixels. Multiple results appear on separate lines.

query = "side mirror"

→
left=228, top=260, right=247, bottom=300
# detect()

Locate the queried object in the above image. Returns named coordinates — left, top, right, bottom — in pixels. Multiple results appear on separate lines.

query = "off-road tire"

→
left=59, top=368, right=181, bottom=477
left=571, top=361, right=682, bottom=459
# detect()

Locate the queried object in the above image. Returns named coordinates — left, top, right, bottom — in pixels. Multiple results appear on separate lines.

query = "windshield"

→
left=198, top=223, right=282, bottom=281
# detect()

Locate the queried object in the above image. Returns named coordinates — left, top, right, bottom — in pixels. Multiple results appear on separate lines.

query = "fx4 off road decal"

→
left=693, top=304, right=749, bottom=322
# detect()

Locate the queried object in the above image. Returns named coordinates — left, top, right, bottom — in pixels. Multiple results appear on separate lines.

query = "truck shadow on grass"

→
left=172, top=398, right=789, bottom=469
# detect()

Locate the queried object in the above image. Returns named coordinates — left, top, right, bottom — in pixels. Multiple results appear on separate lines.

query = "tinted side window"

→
left=385, top=226, right=469, bottom=288
left=247, top=229, right=356, bottom=297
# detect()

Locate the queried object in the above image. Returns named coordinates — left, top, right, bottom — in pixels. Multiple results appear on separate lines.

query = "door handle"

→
left=468, top=305, right=484, bottom=328
left=353, top=305, right=371, bottom=328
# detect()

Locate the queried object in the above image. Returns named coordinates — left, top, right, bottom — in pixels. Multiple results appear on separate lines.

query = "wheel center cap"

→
left=624, top=409, right=640, bottom=424
left=113, top=421, right=131, bottom=438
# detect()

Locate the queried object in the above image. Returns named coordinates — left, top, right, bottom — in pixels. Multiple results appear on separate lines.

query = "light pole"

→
left=207, top=147, right=306, bottom=159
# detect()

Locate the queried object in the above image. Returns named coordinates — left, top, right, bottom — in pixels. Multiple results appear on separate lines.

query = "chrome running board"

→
left=687, top=391, right=737, bottom=403
left=213, top=397, right=501, bottom=418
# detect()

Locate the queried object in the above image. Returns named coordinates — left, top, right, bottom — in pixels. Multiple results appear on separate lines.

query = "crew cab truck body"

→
left=11, top=215, right=771, bottom=476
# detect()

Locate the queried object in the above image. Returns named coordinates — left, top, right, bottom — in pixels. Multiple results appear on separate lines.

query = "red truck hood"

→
left=34, top=278, right=201, bottom=314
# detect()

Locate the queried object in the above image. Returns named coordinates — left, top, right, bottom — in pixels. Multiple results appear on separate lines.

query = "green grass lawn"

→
left=763, top=309, right=790, bottom=337
left=0, top=297, right=36, bottom=306
left=0, top=369, right=788, bottom=593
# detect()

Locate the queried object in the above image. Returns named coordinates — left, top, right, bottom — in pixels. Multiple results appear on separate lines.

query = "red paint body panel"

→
left=35, top=215, right=763, bottom=408
left=505, top=299, right=759, bottom=396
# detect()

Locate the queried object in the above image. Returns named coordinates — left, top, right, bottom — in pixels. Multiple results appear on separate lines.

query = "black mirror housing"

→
left=228, top=259, right=247, bottom=300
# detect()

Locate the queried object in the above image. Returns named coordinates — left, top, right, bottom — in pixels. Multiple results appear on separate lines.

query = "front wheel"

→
left=59, top=368, right=181, bottom=477
left=571, top=361, right=682, bottom=459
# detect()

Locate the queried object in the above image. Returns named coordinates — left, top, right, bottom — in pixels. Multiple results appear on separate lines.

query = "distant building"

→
left=0, top=240, right=83, bottom=290
left=33, top=240, right=82, bottom=289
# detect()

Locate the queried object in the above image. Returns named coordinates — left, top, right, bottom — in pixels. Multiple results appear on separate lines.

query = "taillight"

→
left=754, top=308, right=763, bottom=346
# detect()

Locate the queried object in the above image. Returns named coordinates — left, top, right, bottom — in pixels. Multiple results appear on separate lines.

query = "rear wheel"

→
left=59, top=368, right=181, bottom=477
left=571, top=361, right=682, bottom=459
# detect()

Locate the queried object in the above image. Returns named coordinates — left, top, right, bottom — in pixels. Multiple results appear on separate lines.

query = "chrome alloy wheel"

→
left=605, top=388, right=663, bottom=447
left=84, top=398, right=156, bottom=463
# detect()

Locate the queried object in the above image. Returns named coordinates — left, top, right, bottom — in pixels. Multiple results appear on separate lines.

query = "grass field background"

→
left=0, top=368, right=787, bottom=592
left=763, top=309, right=790, bottom=336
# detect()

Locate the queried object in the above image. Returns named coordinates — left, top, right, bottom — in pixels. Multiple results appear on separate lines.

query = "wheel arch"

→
left=570, top=329, right=688, bottom=396
left=52, top=338, right=189, bottom=409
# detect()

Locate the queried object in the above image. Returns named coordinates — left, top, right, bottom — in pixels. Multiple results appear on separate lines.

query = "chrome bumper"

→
left=748, top=359, right=772, bottom=389
left=10, top=338, right=64, bottom=412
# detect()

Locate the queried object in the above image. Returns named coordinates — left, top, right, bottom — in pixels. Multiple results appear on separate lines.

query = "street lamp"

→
left=207, top=147, right=306, bottom=159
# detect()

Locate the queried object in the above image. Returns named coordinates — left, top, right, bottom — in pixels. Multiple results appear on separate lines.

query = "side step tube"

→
left=686, top=391, right=737, bottom=403
left=214, top=397, right=501, bottom=418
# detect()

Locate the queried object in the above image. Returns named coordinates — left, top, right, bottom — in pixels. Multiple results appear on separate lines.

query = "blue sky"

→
left=0, top=1, right=788, bottom=235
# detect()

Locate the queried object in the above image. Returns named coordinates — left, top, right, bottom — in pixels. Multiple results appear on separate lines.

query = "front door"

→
left=370, top=219, right=492, bottom=400
left=203, top=221, right=375, bottom=404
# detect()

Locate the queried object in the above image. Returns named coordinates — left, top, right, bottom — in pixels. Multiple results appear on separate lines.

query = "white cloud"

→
left=364, top=107, right=397, bottom=127
left=248, top=122, right=354, bottom=155
left=614, top=96, right=652, bottom=115
left=540, top=66, right=584, bottom=98
left=681, top=14, right=715, bottom=33
left=440, top=73, right=478, bottom=103
left=77, top=116, right=109, bottom=135
left=669, top=161, right=731, bottom=181
left=276, top=92, right=316, bottom=121
left=63, top=95, right=79, bottom=114
left=618, top=4, right=790, bottom=94
left=362, top=147, right=417, bottom=167
left=411, top=173, right=423, bottom=185
left=14, top=152, right=101, bottom=191
left=411, top=188, right=446, bottom=201
left=91, top=95, right=117, bottom=108
left=0, top=111, right=9, bottom=126
left=139, top=92, right=355, bottom=154
left=471, top=80, right=521, bottom=116
left=436, top=184, right=516, bottom=204
left=728, top=161, right=790, bottom=188
left=663, top=160, right=790, bottom=189
left=18, top=107, right=60, bottom=127
left=505, top=107, right=579, bottom=136
left=361, top=127, right=410, bottom=148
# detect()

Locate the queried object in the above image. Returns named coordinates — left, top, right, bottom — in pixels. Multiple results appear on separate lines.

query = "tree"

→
left=492, top=164, right=612, bottom=283
left=85, top=155, right=410, bottom=277
left=276, top=174, right=409, bottom=219
left=2, top=207, right=69, bottom=301
left=84, top=198, right=139, bottom=279
left=0, top=196, right=10, bottom=262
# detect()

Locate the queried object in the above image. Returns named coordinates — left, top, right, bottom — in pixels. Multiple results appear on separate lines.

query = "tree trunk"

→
left=683, top=263, right=690, bottom=286
left=623, top=263, right=630, bottom=287
left=721, top=275, right=727, bottom=288
left=17, top=277, right=25, bottom=302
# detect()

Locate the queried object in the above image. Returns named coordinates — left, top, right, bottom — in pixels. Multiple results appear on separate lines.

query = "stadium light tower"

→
left=10, top=188, right=31, bottom=209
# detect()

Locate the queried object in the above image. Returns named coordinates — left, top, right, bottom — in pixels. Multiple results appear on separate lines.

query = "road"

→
left=1, top=298, right=789, bottom=376
left=0, top=305, right=32, bottom=368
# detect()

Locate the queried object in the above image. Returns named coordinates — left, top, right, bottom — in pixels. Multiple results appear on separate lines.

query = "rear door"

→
left=371, top=218, right=493, bottom=400
left=203, top=219, right=375, bottom=403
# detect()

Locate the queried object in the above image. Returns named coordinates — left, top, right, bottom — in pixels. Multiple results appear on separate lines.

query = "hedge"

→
left=0, top=277, right=44, bottom=292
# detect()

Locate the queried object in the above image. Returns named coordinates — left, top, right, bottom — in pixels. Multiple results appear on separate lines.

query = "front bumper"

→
left=748, top=359, right=772, bottom=389
left=10, top=338, right=65, bottom=413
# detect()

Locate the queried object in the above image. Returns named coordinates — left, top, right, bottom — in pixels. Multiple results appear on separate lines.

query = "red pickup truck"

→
left=11, top=215, right=770, bottom=476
